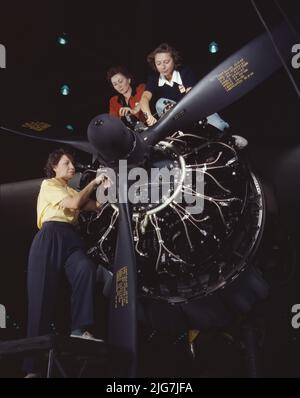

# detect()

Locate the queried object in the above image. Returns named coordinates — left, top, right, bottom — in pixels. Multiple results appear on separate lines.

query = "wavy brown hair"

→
left=147, top=43, right=182, bottom=72
left=106, top=66, right=132, bottom=85
left=44, top=148, right=75, bottom=178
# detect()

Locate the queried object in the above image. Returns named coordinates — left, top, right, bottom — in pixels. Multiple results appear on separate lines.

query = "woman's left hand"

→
left=119, top=107, right=132, bottom=117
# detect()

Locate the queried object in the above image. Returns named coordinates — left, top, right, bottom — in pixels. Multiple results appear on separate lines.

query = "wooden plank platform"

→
left=0, top=334, right=109, bottom=359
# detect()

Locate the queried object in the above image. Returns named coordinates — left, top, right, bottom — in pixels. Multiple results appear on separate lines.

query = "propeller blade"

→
left=0, top=125, right=94, bottom=155
left=141, top=18, right=299, bottom=146
left=108, top=179, right=137, bottom=377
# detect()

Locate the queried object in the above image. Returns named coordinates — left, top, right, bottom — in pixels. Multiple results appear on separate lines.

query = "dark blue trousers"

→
left=24, top=221, right=96, bottom=373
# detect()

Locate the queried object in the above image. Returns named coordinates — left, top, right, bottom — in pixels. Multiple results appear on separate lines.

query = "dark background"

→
left=0, top=0, right=299, bottom=180
left=0, top=0, right=300, bottom=377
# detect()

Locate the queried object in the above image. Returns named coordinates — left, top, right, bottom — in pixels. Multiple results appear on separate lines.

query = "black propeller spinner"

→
left=87, top=114, right=148, bottom=167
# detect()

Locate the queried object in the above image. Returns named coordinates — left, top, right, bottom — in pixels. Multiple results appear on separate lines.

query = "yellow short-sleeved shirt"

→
left=37, top=178, right=80, bottom=229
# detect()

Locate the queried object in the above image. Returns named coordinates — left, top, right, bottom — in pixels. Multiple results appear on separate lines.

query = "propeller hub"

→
left=87, top=114, right=148, bottom=166
left=87, top=114, right=135, bottom=164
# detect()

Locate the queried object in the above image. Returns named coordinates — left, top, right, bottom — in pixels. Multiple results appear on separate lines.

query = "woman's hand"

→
left=145, top=113, right=157, bottom=126
left=131, top=102, right=141, bottom=115
left=95, top=173, right=113, bottom=189
left=119, top=107, right=132, bottom=117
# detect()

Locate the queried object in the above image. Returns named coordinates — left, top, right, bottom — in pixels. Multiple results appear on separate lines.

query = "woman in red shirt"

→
left=107, top=66, right=146, bottom=123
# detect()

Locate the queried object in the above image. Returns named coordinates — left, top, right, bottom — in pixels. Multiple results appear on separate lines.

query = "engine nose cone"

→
left=87, top=114, right=134, bottom=163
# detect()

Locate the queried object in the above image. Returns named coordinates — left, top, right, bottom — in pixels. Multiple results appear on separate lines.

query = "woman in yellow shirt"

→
left=24, top=148, right=111, bottom=376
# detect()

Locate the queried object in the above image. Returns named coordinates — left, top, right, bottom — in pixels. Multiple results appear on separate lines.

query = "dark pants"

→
left=24, top=221, right=96, bottom=373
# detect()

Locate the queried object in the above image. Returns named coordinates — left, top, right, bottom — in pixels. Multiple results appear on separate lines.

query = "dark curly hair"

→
left=44, top=148, right=75, bottom=178
left=147, top=43, right=182, bottom=72
left=106, top=66, right=132, bottom=85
